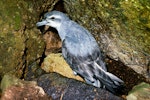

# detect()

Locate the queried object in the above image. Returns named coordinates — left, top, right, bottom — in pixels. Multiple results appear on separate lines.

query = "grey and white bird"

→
left=36, top=11, right=124, bottom=93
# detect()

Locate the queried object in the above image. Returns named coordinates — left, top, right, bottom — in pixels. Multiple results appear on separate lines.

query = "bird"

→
left=36, top=10, right=124, bottom=94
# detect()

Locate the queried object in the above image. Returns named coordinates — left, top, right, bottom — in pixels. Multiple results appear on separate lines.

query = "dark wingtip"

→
left=106, top=83, right=125, bottom=95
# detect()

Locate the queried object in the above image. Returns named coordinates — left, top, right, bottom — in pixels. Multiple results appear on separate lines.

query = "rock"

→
left=24, top=60, right=46, bottom=81
left=0, top=0, right=44, bottom=79
left=1, top=74, right=50, bottom=100
left=127, top=82, right=150, bottom=100
left=41, top=53, right=84, bottom=82
left=42, top=27, right=62, bottom=55
left=37, top=73, right=124, bottom=100
left=0, top=0, right=25, bottom=78
left=106, top=57, right=147, bottom=94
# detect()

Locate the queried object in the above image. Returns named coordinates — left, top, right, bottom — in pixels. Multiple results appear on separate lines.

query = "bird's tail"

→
left=99, top=72, right=124, bottom=94
left=94, top=63, right=124, bottom=94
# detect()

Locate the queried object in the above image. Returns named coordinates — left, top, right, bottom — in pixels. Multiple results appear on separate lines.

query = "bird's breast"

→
left=64, top=37, right=98, bottom=57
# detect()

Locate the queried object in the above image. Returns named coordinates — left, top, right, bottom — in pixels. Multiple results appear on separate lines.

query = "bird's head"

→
left=36, top=11, right=69, bottom=30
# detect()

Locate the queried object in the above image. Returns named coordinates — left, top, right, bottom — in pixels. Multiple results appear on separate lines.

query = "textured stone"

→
left=127, top=82, right=150, bottom=100
left=0, top=0, right=45, bottom=78
left=37, top=73, right=124, bottom=100
left=1, top=74, right=50, bottom=100
left=41, top=53, right=84, bottom=82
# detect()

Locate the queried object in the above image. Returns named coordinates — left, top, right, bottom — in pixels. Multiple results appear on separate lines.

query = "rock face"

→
left=0, top=0, right=25, bottom=78
left=127, top=82, right=150, bottom=100
left=41, top=53, right=84, bottom=82
left=37, top=73, right=124, bottom=100
left=0, top=0, right=44, bottom=78
left=1, top=75, right=50, bottom=100
left=42, top=28, right=62, bottom=55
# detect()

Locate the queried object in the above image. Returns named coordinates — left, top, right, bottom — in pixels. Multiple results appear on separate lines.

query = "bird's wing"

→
left=62, top=38, right=106, bottom=81
left=61, top=20, right=106, bottom=69
left=62, top=39, right=124, bottom=93
left=61, top=21, right=124, bottom=93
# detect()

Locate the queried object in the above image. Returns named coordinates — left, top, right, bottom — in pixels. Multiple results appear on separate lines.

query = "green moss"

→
left=0, top=0, right=44, bottom=78
left=119, top=0, right=150, bottom=54
left=0, top=0, right=22, bottom=30
left=128, top=82, right=150, bottom=94
left=1, top=74, right=18, bottom=91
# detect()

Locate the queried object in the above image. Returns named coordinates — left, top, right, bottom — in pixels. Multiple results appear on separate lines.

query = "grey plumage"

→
left=36, top=11, right=124, bottom=93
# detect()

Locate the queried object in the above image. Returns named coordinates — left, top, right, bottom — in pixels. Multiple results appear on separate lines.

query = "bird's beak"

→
left=36, top=20, right=47, bottom=27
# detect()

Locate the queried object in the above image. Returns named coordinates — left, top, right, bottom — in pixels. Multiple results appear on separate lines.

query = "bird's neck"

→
left=57, top=28, right=66, bottom=41
left=56, top=20, right=70, bottom=41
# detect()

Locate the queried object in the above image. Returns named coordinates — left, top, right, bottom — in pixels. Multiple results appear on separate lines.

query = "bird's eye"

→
left=50, top=17, right=55, bottom=19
